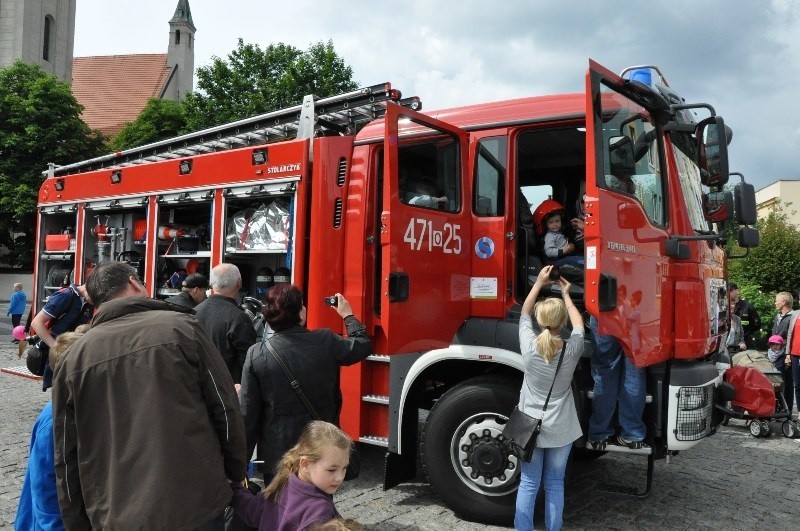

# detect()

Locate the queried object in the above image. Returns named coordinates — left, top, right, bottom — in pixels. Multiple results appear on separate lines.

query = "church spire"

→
left=170, top=0, right=196, bottom=30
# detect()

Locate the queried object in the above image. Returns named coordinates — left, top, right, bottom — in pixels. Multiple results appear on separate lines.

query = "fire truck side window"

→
left=598, top=90, right=666, bottom=227
left=474, top=137, right=507, bottom=216
left=399, top=140, right=460, bottom=213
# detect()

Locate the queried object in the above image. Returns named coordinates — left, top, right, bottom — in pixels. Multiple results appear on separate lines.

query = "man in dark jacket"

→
left=195, top=263, right=257, bottom=384
left=730, top=283, right=761, bottom=349
left=165, top=273, right=209, bottom=308
left=52, top=262, right=247, bottom=530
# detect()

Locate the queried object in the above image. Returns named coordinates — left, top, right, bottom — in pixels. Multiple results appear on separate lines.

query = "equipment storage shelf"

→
left=155, top=191, right=213, bottom=297
left=223, top=184, right=295, bottom=298
left=83, top=197, right=148, bottom=285
left=38, top=206, right=79, bottom=303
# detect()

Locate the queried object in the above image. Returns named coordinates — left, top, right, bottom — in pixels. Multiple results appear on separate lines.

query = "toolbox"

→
left=45, top=234, right=73, bottom=251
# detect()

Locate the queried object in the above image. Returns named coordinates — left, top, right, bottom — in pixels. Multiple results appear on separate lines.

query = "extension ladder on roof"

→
left=47, top=82, right=421, bottom=177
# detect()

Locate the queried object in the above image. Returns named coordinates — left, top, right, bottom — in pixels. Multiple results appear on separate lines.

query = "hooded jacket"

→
left=52, top=297, right=247, bottom=530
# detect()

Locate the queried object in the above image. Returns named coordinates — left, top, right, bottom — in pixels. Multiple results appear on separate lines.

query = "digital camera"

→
left=323, top=295, right=338, bottom=307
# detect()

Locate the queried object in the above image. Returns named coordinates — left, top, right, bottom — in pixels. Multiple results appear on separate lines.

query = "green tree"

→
left=728, top=200, right=800, bottom=346
left=183, top=39, right=358, bottom=131
left=0, top=61, right=106, bottom=267
left=112, top=98, right=187, bottom=151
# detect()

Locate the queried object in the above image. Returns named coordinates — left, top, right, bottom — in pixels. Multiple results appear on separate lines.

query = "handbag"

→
left=502, top=342, right=566, bottom=462
left=264, top=339, right=361, bottom=480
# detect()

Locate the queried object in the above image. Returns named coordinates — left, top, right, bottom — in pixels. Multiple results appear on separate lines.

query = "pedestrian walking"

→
left=7, top=283, right=26, bottom=341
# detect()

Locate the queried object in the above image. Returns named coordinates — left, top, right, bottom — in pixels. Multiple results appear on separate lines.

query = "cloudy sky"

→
left=73, top=0, right=798, bottom=191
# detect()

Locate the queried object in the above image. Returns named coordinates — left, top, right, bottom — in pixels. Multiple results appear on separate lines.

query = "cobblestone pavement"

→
left=2, top=313, right=799, bottom=529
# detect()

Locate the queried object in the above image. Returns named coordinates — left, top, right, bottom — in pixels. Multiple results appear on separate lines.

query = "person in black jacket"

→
left=730, top=283, right=761, bottom=349
left=195, top=264, right=257, bottom=385
left=239, top=284, right=371, bottom=483
left=165, top=273, right=209, bottom=309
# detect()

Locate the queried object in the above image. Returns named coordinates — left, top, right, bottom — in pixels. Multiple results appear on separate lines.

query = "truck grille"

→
left=674, top=384, right=714, bottom=441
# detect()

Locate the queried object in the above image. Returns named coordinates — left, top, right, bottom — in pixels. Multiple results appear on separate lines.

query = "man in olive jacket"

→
left=52, top=262, right=247, bottom=530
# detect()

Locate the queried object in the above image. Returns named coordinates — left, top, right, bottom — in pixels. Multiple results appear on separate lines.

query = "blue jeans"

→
left=514, top=443, right=573, bottom=531
left=555, top=255, right=584, bottom=268
left=588, top=316, right=646, bottom=441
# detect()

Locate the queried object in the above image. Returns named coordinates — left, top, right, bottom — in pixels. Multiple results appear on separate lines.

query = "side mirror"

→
left=703, top=190, right=734, bottom=223
left=697, top=116, right=730, bottom=187
left=734, top=181, right=757, bottom=225
left=738, top=226, right=760, bottom=248
left=617, top=202, right=647, bottom=229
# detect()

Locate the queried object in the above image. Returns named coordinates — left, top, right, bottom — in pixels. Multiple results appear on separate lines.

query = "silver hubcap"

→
left=449, top=412, right=519, bottom=496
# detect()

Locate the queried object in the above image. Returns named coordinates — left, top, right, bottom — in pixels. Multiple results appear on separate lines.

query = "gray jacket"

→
left=518, top=315, right=584, bottom=448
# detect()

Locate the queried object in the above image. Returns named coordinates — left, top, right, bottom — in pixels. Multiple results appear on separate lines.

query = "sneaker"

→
left=615, top=435, right=650, bottom=450
left=587, top=437, right=610, bottom=451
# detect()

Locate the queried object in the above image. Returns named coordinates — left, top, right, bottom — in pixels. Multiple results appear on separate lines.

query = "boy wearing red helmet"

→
left=533, top=199, right=584, bottom=267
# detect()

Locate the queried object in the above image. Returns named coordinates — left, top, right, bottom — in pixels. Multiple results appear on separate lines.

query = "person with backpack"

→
left=29, top=282, right=93, bottom=391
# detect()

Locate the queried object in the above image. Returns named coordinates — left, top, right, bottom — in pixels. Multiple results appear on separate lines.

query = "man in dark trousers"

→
left=730, top=283, right=761, bottom=349
left=165, top=273, right=209, bottom=309
left=772, top=291, right=795, bottom=412
left=52, top=261, right=246, bottom=530
left=195, top=263, right=257, bottom=385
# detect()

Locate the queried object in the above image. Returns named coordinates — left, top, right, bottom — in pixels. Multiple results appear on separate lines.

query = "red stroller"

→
left=717, top=351, right=799, bottom=438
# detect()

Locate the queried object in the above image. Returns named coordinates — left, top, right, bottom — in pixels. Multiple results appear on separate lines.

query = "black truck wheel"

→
left=420, top=375, right=520, bottom=526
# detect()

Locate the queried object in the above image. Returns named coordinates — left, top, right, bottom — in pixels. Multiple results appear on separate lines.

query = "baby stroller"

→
left=717, top=350, right=799, bottom=438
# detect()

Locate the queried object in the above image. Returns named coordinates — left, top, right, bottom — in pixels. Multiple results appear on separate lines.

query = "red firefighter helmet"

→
left=532, top=199, right=566, bottom=235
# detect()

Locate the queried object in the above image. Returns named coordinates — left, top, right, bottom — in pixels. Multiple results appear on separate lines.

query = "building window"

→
left=43, top=15, right=55, bottom=62
left=175, top=30, right=181, bottom=45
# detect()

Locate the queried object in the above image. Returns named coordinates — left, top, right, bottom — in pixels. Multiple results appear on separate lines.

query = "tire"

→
left=749, top=419, right=762, bottom=437
left=781, top=420, right=795, bottom=438
left=760, top=420, right=771, bottom=437
left=421, top=375, right=519, bottom=526
left=721, top=415, right=730, bottom=427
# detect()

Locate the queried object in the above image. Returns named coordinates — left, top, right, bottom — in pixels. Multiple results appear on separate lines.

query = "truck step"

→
left=359, top=435, right=389, bottom=447
left=586, top=442, right=653, bottom=455
left=366, top=354, right=390, bottom=363
left=362, top=394, right=389, bottom=405
left=586, top=390, right=653, bottom=403
left=597, top=453, right=654, bottom=498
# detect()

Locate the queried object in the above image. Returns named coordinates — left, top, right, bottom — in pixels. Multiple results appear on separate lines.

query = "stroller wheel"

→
left=760, top=420, right=771, bottom=437
left=749, top=420, right=762, bottom=437
left=782, top=420, right=796, bottom=438
left=721, top=415, right=729, bottom=426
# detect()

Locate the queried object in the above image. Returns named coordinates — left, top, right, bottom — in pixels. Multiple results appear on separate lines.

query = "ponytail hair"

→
left=262, top=421, right=352, bottom=500
left=533, top=298, right=568, bottom=363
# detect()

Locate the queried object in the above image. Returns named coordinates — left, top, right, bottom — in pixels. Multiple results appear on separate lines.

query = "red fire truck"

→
left=34, top=60, right=758, bottom=524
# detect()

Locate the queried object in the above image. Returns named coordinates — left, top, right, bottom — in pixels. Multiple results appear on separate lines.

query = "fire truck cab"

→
left=34, top=60, right=758, bottom=525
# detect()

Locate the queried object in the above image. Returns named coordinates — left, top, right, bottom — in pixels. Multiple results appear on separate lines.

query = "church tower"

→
left=166, top=0, right=196, bottom=99
left=0, top=0, right=76, bottom=82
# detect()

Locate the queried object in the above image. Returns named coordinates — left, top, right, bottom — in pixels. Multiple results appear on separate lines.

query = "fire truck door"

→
left=584, top=60, right=671, bottom=367
left=381, top=103, right=471, bottom=354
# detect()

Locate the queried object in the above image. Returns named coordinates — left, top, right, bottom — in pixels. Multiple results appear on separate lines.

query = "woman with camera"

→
left=514, top=265, right=584, bottom=531
left=238, top=284, right=371, bottom=483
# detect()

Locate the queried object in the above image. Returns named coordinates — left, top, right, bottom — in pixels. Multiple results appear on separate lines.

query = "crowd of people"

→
left=13, top=248, right=797, bottom=530
left=14, top=262, right=369, bottom=530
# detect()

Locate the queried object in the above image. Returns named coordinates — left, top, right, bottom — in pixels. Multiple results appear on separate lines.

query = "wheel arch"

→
left=389, top=346, right=524, bottom=455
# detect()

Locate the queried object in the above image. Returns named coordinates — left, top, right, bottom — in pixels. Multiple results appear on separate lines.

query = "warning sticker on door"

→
left=470, top=277, right=498, bottom=299
left=586, top=245, right=597, bottom=270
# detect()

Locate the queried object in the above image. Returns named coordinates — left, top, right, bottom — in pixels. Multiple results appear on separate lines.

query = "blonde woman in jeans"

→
left=514, top=265, right=584, bottom=531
